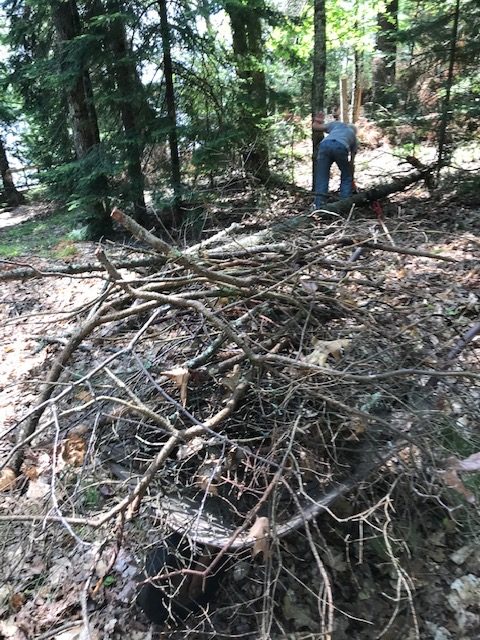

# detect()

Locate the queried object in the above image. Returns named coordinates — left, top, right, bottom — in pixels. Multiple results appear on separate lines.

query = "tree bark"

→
left=157, top=0, right=182, bottom=216
left=104, top=0, right=148, bottom=224
left=226, top=0, right=270, bottom=182
left=52, top=1, right=100, bottom=157
left=51, top=0, right=111, bottom=236
left=350, top=48, right=362, bottom=123
left=372, top=0, right=398, bottom=108
left=312, top=0, right=326, bottom=187
left=0, top=137, right=26, bottom=206
left=437, top=0, right=461, bottom=173
left=339, top=77, right=349, bottom=122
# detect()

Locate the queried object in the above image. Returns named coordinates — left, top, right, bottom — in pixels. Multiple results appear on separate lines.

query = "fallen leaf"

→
left=248, top=516, right=270, bottom=559
left=0, top=468, right=16, bottom=492
left=450, top=546, right=473, bottom=565
left=302, top=338, right=350, bottom=368
left=0, top=621, right=28, bottom=639
left=440, top=469, right=475, bottom=504
left=54, top=625, right=84, bottom=640
left=162, top=367, right=190, bottom=406
left=26, top=478, right=50, bottom=500
left=220, top=364, right=242, bottom=392
left=346, top=415, right=367, bottom=439
left=299, top=278, right=318, bottom=294
left=9, top=593, right=25, bottom=612
left=177, top=436, right=205, bottom=460
left=23, top=464, right=40, bottom=481
left=74, top=389, right=93, bottom=404
left=61, top=433, right=86, bottom=467
left=195, top=455, right=221, bottom=495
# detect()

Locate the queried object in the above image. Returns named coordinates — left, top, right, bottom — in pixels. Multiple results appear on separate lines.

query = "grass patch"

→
left=0, top=207, right=85, bottom=258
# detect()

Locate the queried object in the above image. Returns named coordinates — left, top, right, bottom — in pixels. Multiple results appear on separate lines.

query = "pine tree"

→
left=372, top=0, right=398, bottom=108
left=225, top=0, right=270, bottom=181
left=50, top=0, right=111, bottom=236
left=0, top=136, right=26, bottom=206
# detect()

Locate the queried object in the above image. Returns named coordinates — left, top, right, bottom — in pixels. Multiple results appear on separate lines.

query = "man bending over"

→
left=312, top=113, right=358, bottom=209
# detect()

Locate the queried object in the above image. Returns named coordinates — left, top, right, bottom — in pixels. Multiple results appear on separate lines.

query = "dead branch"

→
left=0, top=255, right=166, bottom=282
left=336, top=238, right=459, bottom=263
left=111, top=207, right=255, bottom=290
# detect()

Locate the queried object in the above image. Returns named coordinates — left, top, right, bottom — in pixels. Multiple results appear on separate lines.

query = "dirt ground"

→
left=1, top=145, right=480, bottom=640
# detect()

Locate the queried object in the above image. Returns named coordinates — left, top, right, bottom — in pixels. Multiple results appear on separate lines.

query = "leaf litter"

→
left=0, top=166, right=480, bottom=638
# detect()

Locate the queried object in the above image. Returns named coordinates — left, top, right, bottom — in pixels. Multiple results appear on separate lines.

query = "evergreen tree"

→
left=0, top=63, right=26, bottom=205
left=50, top=0, right=111, bottom=236
left=312, top=0, right=326, bottom=184
left=0, top=136, right=25, bottom=206
left=157, top=0, right=182, bottom=214
left=85, top=0, right=151, bottom=224
left=225, top=0, right=270, bottom=181
left=372, top=0, right=398, bottom=108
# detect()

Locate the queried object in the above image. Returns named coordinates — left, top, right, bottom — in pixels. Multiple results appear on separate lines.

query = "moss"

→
left=0, top=207, right=85, bottom=258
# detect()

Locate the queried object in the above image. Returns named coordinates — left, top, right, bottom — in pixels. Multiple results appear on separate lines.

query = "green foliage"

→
left=0, top=209, right=84, bottom=258
left=1, top=0, right=479, bottom=210
left=395, top=0, right=480, bottom=147
left=103, top=575, right=116, bottom=587
left=83, top=486, right=101, bottom=508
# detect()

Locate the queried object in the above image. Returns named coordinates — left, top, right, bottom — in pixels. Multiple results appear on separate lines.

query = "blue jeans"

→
left=314, top=139, right=353, bottom=207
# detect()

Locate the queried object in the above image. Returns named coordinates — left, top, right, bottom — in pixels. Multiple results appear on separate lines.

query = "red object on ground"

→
left=371, top=200, right=383, bottom=220
left=351, top=181, right=383, bottom=219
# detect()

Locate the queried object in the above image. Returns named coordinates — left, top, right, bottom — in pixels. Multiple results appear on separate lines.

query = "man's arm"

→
left=312, top=112, right=328, bottom=132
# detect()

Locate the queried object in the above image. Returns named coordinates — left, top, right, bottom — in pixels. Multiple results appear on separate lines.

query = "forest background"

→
left=1, top=1, right=480, bottom=639
left=1, top=0, right=478, bottom=234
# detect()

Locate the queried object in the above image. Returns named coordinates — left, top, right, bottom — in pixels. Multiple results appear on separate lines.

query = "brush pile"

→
left=1, top=187, right=479, bottom=637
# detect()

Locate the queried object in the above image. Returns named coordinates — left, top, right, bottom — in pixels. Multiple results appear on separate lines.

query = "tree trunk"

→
left=312, top=0, right=326, bottom=188
left=350, top=48, right=362, bottom=123
left=226, top=0, right=270, bottom=182
left=157, top=0, right=182, bottom=217
left=0, top=137, right=26, bottom=207
left=372, top=0, right=398, bottom=108
left=52, top=1, right=100, bottom=157
left=51, top=0, right=111, bottom=236
left=105, top=0, right=147, bottom=224
left=437, top=0, right=461, bottom=173
left=339, top=77, right=349, bottom=122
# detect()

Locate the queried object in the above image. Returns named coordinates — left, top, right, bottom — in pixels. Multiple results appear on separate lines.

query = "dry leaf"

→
left=299, top=278, right=318, bottom=294
left=194, top=455, right=221, bottom=495
left=9, top=593, right=25, bottom=612
left=26, top=478, right=50, bottom=500
left=74, top=389, right=93, bottom=404
left=440, top=469, right=476, bottom=504
left=346, top=415, right=367, bottom=439
left=249, top=516, right=270, bottom=559
left=302, top=338, right=350, bottom=368
left=162, top=367, right=190, bottom=406
left=23, top=464, right=40, bottom=481
left=22, top=451, right=52, bottom=482
left=0, top=621, right=28, bottom=640
left=177, top=436, right=205, bottom=460
left=62, top=434, right=86, bottom=467
left=0, top=468, right=16, bottom=492
left=221, top=364, right=242, bottom=392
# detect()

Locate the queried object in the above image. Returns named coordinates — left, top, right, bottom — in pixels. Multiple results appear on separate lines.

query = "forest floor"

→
left=0, top=143, right=480, bottom=640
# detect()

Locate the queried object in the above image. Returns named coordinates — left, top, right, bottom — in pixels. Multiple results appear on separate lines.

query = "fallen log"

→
left=0, top=255, right=166, bottom=282
left=0, top=166, right=433, bottom=282
left=270, top=166, right=434, bottom=235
